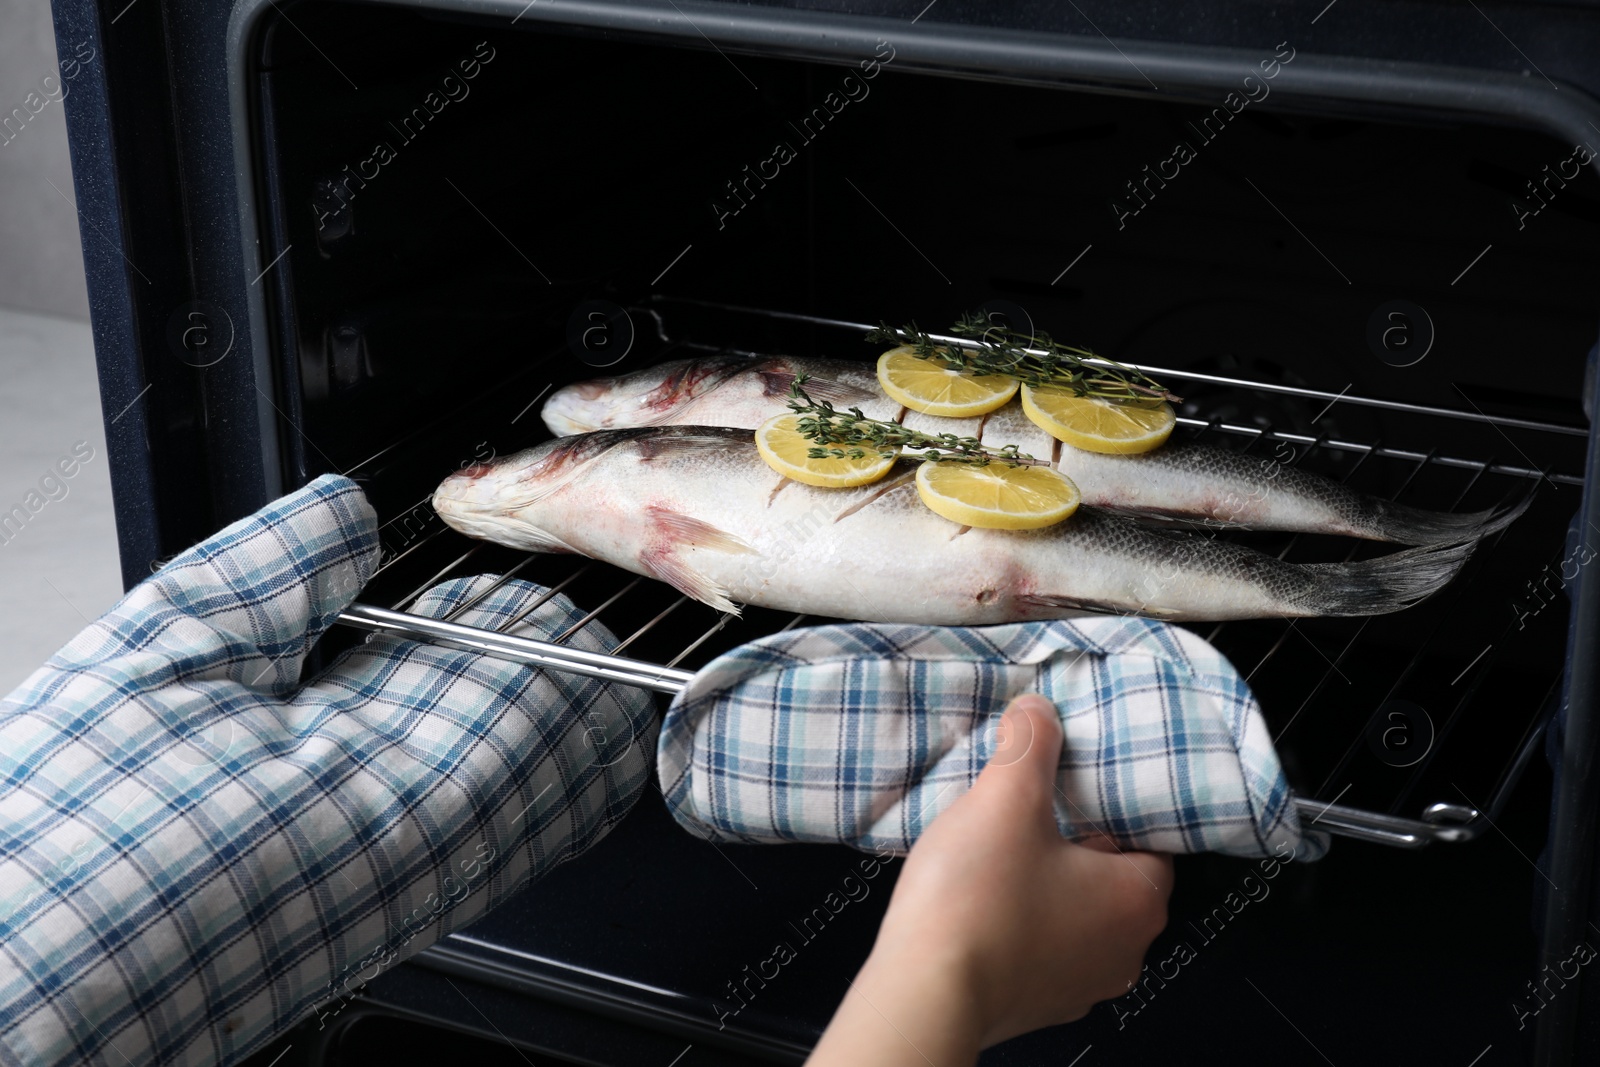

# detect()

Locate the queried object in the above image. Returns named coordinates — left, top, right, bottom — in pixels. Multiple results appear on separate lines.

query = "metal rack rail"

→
left=331, top=300, right=1587, bottom=851
left=335, top=600, right=1489, bottom=848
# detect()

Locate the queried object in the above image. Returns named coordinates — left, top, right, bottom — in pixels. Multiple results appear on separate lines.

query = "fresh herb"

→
left=787, top=375, right=1047, bottom=468
left=866, top=312, right=1181, bottom=404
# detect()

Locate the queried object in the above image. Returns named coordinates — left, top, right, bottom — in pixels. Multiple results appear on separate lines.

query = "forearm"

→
left=808, top=941, right=983, bottom=1067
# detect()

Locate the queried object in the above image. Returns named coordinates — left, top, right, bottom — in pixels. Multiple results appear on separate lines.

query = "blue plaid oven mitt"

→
left=659, top=618, right=1329, bottom=861
left=0, top=475, right=657, bottom=1067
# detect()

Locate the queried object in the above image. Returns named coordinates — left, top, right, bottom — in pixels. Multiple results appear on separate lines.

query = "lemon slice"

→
left=877, top=347, right=1020, bottom=417
left=755, top=412, right=900, bottom=487
left=1021, top=384, right=1176, bottom=455
left=914, top=460, right=1081, bottom=530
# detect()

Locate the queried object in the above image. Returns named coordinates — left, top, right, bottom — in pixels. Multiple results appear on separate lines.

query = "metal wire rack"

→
left=330, top=300, right=1588, bottom=850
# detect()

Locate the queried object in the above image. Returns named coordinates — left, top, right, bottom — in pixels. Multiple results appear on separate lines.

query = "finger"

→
left=1111, top=850, right=1177, bottom=898
left=1075, top=833, right=1123, bottom=854
left=1066, top=836, right=1176, bottom=901
left=141, top=475, right=377, bottom=691
left=971, top=694, right=1064, bottom=813
left=983, top=693, right=1063, bottom=769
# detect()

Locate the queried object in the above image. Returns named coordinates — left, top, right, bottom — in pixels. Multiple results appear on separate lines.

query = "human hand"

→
left=807, top=693, right=1174, bottom=1065
left=0, top=475, right=657, bottom=1067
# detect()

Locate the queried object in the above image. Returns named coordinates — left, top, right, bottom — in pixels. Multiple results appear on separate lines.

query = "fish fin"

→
left=1358, top=490, right=1534, bottom=545
left=763, top=369, right=878, bottom=407
left=634, top=426, right=754, bottom=460
left=1019, top=593, right=1180, bottom=619
left=640, top=549, right=742, bottom=615
left=649, top=506, right=758, bottom=554
left=832, top=469, right=917, bottom=523
left=640, top=507, right=755, bottom=613
left=1295, top=538, right=1477, bottom=616
left=1097, top=507, right=1240, bottom=534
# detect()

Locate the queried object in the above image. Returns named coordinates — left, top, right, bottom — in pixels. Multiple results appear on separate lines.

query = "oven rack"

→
left=329, top=302, right=1585, bottom=851
left=657, top=300, right=1591, bottom=449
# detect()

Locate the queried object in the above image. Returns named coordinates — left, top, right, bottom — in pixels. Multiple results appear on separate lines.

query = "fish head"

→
left=431, top=434, right=628, bottom=552
left=541, top=356, right=756, bottom=435
left=433, top=426, right=754, bottom=554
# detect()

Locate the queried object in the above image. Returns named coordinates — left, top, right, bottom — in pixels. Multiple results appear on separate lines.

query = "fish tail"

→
left=1351, top=491, right=1533, bottom=545
left=1294, top=538, right=1479, bottom=616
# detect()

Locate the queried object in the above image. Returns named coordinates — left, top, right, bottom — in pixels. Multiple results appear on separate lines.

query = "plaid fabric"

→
left=0, top=475, right=657, bottom=1067
left=660, top=617, right=1327, bottom=861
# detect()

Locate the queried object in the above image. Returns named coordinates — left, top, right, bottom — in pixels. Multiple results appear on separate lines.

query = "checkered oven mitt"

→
left=0, top=475, right=657, bottom=1067
left=659, top=618, right=1328, bottom=861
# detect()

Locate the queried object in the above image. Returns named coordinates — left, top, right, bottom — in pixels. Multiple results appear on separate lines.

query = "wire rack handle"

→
left=334, top=602, right=1481, bottom=848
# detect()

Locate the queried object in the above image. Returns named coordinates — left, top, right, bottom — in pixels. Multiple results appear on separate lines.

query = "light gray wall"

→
left=0, top=309, right=120, bottom=692
left=0, top=0, right=91, bottom=321
left=0, top=6, right=122, bottom=690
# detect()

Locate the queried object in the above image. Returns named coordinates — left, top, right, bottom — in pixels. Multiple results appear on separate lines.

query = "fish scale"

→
left=542, top=355, right=1523, bottom=546
left=433, top=426, right=1486, bottom=624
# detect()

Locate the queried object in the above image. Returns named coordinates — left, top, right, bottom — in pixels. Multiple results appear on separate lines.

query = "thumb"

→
left=971, top=693, right=1065, bottom=815
left=144, top=474, right=377, bottom=693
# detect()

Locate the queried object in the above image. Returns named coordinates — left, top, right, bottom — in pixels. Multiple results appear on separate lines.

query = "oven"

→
left=48, top=0, right=1600, bottom=1063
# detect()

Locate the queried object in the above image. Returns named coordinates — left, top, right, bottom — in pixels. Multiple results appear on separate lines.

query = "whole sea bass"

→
left=542, top=356, right=1521, bottom=546
left=433, top=426, right=1482, bottom=624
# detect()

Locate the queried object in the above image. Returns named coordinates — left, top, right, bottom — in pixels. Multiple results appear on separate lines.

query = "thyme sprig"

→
left=786, top=375, right=1047, bottom=468
left=866, top=312, right=1181, bottom=404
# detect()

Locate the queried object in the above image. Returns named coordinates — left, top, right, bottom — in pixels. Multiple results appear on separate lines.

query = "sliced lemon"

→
left=877, top=346, right=1020, bottom=418
left=1021, top=384, right=1176, bottom=455
left=914, top=460, right=1081, bottom=530
left=755, top=412, right=900, bottom=487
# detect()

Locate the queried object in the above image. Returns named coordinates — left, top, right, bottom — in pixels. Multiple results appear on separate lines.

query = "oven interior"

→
left=246, top=5, right=1596, bottom=1064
